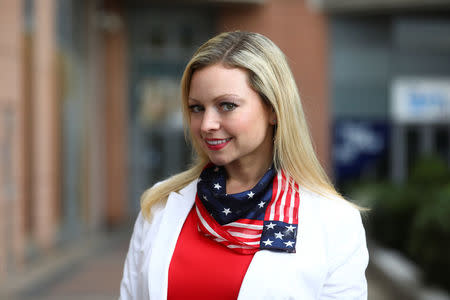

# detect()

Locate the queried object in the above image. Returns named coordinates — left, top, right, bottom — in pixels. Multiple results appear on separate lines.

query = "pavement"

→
left=19, top=240, right=127, bottom=300
left=1, top=228, right=131, bottom=300
left=2, top=228, right=398, bottom=300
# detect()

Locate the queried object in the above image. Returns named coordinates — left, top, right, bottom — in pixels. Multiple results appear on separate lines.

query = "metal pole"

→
left=391, top=123, right=407, bottom=184
left=419, top=125, right=434, bottom=156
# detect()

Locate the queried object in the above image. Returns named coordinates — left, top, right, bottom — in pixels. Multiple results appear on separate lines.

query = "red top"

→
left=168, top=207, right=255, bottom=300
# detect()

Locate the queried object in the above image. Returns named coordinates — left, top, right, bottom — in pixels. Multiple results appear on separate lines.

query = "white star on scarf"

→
left=222, top=208, right=231, bottom=215
left=265, top=222, right=276, bottom=230
left=274, top=232, right=284, bottom=239
left=214, top=183, right=222, bottom=190
left=262, top=238, right=273, bottom=246
left=285, top=225, right=295, bottom=232
left=203, top=195, right=208, bottom=201
left=258, top=201, right=265, bottom=208
left=284, top=241, right=294, bottom=247
left=247, top=191, right=255, bottom=198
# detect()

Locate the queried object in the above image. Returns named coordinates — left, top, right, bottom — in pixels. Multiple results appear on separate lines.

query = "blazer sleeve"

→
left=119, top=212, right=146, bottom=300
left=319, top=206, right=369, bottom=300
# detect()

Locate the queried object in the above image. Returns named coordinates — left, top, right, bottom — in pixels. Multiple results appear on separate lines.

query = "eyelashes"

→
left=220, top=102, right=237, bottom=111
left=188, top=101, right=238, bottom=113
left=188, top=104, right=203, bottom=113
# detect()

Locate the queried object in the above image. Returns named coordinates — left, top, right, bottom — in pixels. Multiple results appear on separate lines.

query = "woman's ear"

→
left=269, top=108, right=277, bottom=125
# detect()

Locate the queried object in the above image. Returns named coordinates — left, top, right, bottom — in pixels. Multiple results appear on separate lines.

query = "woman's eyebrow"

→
left=214, top=94, right=240, bottom=101
left=188, top=97, right=200, bottom=103
left=188, top=94, right=242, bottom=104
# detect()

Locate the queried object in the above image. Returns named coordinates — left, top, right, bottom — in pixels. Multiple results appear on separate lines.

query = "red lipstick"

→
left=204, top=138, right=231, bottom=150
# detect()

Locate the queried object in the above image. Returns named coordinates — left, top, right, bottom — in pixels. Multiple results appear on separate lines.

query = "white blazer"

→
left=120, top=180, right=368, bottom=300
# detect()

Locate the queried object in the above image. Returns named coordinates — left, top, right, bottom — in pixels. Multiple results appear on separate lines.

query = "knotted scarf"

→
left=194, top=164, right=300, bottom=254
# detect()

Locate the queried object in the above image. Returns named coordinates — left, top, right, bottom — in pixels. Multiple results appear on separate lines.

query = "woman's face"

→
left=188, top=64, right=276, bottom=171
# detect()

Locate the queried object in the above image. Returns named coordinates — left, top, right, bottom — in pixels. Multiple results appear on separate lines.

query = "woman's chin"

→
left=207, top=156, right=230, bottom=167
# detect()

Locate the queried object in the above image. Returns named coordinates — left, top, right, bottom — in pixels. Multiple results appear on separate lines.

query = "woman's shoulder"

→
left=298, top=186, right=368, bottom=272
left=139, top=179, right=198, bottom=225
left=298, top=186, right=363, bottom=232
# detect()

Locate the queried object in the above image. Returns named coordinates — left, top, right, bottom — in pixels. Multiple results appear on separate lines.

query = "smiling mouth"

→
left=205, top=138, right=232, bottom=145
left=204, top=138, right=232, bottom=150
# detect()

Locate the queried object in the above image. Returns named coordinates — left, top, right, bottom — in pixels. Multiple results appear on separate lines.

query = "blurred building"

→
left=0, top=0, right=330, bottom=284
left=0, top=0, right=121, bottom=281
left=316, top=0, right=450, bottom=185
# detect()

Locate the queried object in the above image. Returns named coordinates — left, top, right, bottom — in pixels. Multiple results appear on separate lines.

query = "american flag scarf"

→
left=194, top=164, right=300, bottom=254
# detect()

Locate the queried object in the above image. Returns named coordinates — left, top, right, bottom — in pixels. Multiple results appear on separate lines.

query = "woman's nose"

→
left=200, top=109, right=220, bottom=133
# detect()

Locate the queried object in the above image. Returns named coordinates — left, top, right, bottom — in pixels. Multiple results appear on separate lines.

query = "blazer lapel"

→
left=147, top=181, right=197, bottom=300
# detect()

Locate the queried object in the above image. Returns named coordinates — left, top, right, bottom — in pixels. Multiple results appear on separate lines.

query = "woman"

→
left=120, top=31, right=368, bottom=300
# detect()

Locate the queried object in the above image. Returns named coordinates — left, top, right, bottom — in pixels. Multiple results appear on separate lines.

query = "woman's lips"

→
left=204, top=138, right=232, bottom=150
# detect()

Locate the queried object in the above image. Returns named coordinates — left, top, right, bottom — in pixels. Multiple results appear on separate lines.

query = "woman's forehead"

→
left=188, top=65, right=252, bottom=100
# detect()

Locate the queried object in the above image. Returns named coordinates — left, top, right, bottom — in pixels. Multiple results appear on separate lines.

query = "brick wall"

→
left=0, top=0, right=25, bottom=277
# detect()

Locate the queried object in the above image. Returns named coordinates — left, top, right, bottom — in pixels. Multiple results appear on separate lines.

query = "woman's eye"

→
left=221, top=102, right=237, bottom=112
left=188, top=105, right=203, bottom=113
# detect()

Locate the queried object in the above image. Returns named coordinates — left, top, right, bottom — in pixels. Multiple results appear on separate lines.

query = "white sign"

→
left=391, top=78, right=450, bottom=123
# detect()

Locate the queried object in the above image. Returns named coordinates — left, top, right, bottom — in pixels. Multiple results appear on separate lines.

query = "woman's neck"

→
left=224, top=160, right=273, bottom=194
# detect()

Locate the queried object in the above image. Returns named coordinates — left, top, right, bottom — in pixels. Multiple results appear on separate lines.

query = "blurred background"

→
left=0, top=0, right=449, bottom=299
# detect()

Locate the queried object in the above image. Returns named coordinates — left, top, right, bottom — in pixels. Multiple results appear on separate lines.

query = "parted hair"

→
left=141, top=31, right=347, bottom=220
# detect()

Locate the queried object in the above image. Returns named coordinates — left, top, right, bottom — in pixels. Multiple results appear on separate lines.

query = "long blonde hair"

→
left=141, top=31, right=346, bottom=219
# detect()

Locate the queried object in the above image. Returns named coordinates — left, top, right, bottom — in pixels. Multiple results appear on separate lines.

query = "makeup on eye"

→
left=188, top=101, right=239, bottom=113
left=188, top=104, right=204, bottom=113
left=220, top=101, right=238, bottom=112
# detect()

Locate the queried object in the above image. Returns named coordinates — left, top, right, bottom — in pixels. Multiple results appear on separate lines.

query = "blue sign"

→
left=333, top=120, right=389, bottom=183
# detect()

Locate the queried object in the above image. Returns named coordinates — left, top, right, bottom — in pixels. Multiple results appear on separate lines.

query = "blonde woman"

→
left=120, top=31, right=368, bottom=300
